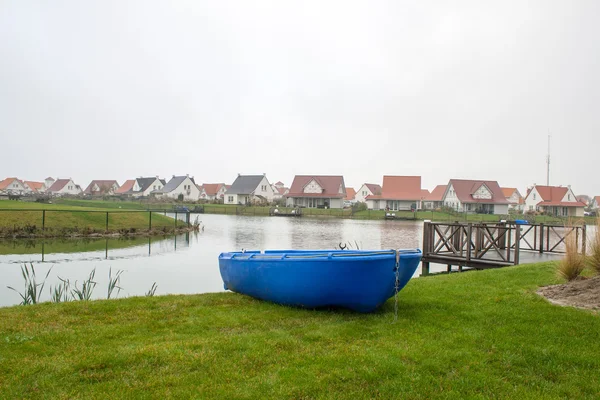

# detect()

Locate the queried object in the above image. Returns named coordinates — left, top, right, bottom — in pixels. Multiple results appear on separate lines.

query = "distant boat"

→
left=218, top=249, right=422, bottom=313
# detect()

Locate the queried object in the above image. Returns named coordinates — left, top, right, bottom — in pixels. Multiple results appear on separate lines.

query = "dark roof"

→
left=226, top=175, right=266, bottom=195
left=47, top=179, right=71, bottom=192
left=84, top=180, right=118, bottom=194
left=159, top=176, right=195, bottom=193
left=136, top=177, right=163, bottom=193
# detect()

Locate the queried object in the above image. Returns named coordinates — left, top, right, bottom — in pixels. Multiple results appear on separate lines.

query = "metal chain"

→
left=394, top=249, right=400, bottom=322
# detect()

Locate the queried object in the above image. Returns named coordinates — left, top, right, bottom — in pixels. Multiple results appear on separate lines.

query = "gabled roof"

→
left=363, top=183, right=382, bottom=195
left=426, top=185, right=447, bottom=201
left=227, top=175, right=267, bottom=195
left=45, top=177, right=55, bottom=181
left=367, top=176, right=422, bottom=201
left=594, top=196, right=600, bottom=206
left=202, top=183, right=226, bottom=196
left=24, top=181, right=44, bottom=192
left=274, top=181, right=284, bottom=186
left=84, top=180, right=119, bottom=194
left=287, top=175, right=345, bottom=198
left=421, top=189, right=430, bottom=198
left=47, top=179, right=71, bottom=192
left=116, top=180, right=136, bottom=194
left=277, top=187, right=289, bottom=195
left=345, top=187, right=356, bottom=201
left=137, top=177, right=164, bottom=193
left=0, top=178, right=19, bottom=190
left=530, top=185, right=586, bottom=207
left=448, top=179, right=509, bottom=204
left=501, top=187, right=517, bottom=198
left=159, top=176, right=195, bottom=193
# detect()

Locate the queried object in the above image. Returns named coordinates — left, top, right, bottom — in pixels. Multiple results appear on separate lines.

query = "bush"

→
left=586, top=216, right=600, bottom=274
left=352, top=202, right=367, bottom=213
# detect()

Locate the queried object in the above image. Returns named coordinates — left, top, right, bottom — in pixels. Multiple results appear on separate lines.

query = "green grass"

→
left=0, top=237, right=152, bottom=255
left=1, top=262, right=599, bottom=398
left=0, top=200, right=187, bottom=234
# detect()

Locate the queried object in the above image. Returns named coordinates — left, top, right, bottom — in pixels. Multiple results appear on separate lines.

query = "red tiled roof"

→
left=24, top=181, right=44, bottom=192
left=48, top=179, right=70, bottom=192
left=533, top=185, right=568, bottom=202
left=448, top=179, right=509, bottom=204
left=84, top=180, right=119, bottom=194
left=421, top=189, right=430, bottom=198
left=501, top=187, right=516, bottom=198
left=364, top=183, right=381, bottom=195
left=116, top=180, right=135, bottom=194
left=277, top=187, right=289, bottom=195
left=0, top=178, right=18, bottom=190
left=345, top=187, right=356, bottom=201
left=287, top=175, right=345, bottom=198
left=275, top=181, right=284, bottom=186
left=366, top=176, right=422, bottom=201
left=425, top=185, right=447, bottom=201
left=202, top=183, right=225, bottom=196
left=595, top=196, right=600, bottom=205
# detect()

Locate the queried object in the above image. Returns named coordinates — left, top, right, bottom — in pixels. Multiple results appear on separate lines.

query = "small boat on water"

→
left=218, top=249, right=422, bottom=313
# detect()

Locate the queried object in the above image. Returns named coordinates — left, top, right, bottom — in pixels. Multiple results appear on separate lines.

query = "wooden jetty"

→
left=421, top=221, right=586, bottom=275
left=269, top=207, right=302, bottom=217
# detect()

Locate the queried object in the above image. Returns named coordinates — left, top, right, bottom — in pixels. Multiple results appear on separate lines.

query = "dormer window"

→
left=533, top=194, right=536, bottom=200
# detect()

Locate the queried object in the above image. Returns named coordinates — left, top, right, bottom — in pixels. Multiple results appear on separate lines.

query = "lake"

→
left=0, top=214, right=576, bottom=307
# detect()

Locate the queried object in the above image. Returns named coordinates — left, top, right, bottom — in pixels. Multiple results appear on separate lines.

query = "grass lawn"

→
left=1, top=262, right=599, bottom=398
left=0, top=236, right=152, bottom=255
left=0, top=200, right=186, bottom=233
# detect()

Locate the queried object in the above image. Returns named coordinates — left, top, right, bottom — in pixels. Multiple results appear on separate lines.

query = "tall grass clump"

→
left=50, top=277, right=71, bottom=303
left=71, top=268, right=97, bottom=301
left=586, top=216, right=600, bottom=274
left=557, top=223, right=586, bottom=281
left=146, top=282, right=158, bottom=297
left=107, top=268, right=123, bottom=299
left=7, top=263, right=52, bottom=305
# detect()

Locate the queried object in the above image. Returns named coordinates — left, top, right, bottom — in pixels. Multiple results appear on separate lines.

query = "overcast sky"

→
left=1, top=1, right=598, bottom=194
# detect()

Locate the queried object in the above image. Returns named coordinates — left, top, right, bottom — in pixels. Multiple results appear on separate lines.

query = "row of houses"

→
left=0, top=174, right=593, bottom=217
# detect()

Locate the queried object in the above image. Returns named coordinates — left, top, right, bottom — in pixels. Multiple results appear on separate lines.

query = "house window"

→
left=533, top=194, right=536, bottom=200
left=228, top=196, right=234, bottom=202
left=362, top=191, right=367, bottom=196
left=261, top=185, right=266, bottom=191
left=568, top=194, right=571, bottom=201
left=529, top=205, right=533, bottom=211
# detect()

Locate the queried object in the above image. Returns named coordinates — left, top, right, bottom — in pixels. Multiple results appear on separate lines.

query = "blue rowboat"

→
left=218, top=249, right=422, bottom=313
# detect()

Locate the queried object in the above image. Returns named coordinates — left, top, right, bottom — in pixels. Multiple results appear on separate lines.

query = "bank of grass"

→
left=0, top=200, right=186, bottom=235
left=0, top=236, right=152, bottom=255
left=1, top=261, right=599, bottom=398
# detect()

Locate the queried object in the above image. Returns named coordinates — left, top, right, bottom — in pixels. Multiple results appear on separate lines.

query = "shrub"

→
left=557, top=224, right=586, bottom=281
left=586, top=216, right=600, bottom=274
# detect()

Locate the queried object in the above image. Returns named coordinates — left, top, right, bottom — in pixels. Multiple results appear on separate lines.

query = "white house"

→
left=355, top=183, right=382, bottom=203
left=285, top=175, right=346, bottom=209
left=199, top=183, right=228, bottom=201
left=442, top=179, right=510, bottom=215
left=47, top=178, right=83, bottom=196
left=365, top=176, right=424, bottom=211
left=225, top=174, right=275, bottom=205
left=523, top=185, right=585, bottom=217
left=44, top=177, right=55, bottom=190
left=156, top=175, right=200, bottom=201
left=501, top=187, right=524, bottom=211
left=24, top=181, right=47, bottom=193
left=83, top=180, right=120, bottom=196
left=0, top=178, right=32, bottom=195
left=423, top=185, right=447, bottom=209
left=592, top=196, right=600, bottom=210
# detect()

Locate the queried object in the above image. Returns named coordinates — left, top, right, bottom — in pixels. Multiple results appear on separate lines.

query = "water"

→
left=0, top=214, right=430, bottom=307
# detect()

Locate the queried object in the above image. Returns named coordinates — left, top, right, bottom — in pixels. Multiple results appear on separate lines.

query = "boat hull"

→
left=218, top=249, right=422, bottom=313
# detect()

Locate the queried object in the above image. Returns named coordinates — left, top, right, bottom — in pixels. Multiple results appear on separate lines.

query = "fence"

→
left=0, top=209, right=192, bottom=233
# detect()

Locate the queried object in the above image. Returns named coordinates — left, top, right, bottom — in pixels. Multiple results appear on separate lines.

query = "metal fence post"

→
left=105, top=212, right=109, bottom=231
left=175, top=211, right=178, bottom=228
left=149, top=211, right=152, bottom=230
left=42, top=210, right=46, bottom=231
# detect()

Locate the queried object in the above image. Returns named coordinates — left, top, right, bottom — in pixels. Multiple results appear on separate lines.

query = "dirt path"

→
left=537, top=275, right=600, bottom=311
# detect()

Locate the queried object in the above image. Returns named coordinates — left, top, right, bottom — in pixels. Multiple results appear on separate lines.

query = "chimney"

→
left=238, top=173, right=241, bottom=177
left=186, top=174, right=189, bottom=177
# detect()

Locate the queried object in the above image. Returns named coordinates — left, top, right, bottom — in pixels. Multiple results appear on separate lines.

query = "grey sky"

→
left=1, top=1, right=599, bottom=194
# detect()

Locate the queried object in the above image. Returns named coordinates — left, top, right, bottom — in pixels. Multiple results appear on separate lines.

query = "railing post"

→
left=42, top=210, right=45, bottom=231
left=582, top=225, right=587, bottom=255
left=175, top=211, right=178, bottom=229
left=105, top=212, right=109, bottom=232
left=539, top=223, right=545, bottom=254
left=466, top=223, right=472, bottom=262
left=514, top=223, right=521, bottom=265
left=421, top=221, right=431, bottom=276
left=149, top=211, right=152, bottom=230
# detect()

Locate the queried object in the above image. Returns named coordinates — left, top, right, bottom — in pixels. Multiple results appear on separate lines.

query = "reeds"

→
left=107, top=268, right=123, bottom=299
left=586, top=216, right=600, bottom=274
left=7, top=263, right=52, bottom=305
left=50, top=277, right=71, bottom=303
left=71, top=269, right=97, bottom=301
left=146, top=282, right=158, bottom=297
left=557, top=222, right=586, bottom=281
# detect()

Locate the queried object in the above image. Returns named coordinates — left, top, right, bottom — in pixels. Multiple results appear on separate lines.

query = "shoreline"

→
left=0, top=226, right=197, bottom=239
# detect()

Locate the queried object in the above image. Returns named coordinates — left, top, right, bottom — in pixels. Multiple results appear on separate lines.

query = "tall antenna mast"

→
left=546, top=133, right=551, bottom=186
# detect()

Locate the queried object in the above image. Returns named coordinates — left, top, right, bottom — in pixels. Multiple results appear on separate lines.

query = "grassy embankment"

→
left=53, top=198, right=595, bottom=224
left=0, top=236, right=153, bottom=256
left=1, top=261, right=599, bottom=398
left=0, top=201, right=188, bottom=237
